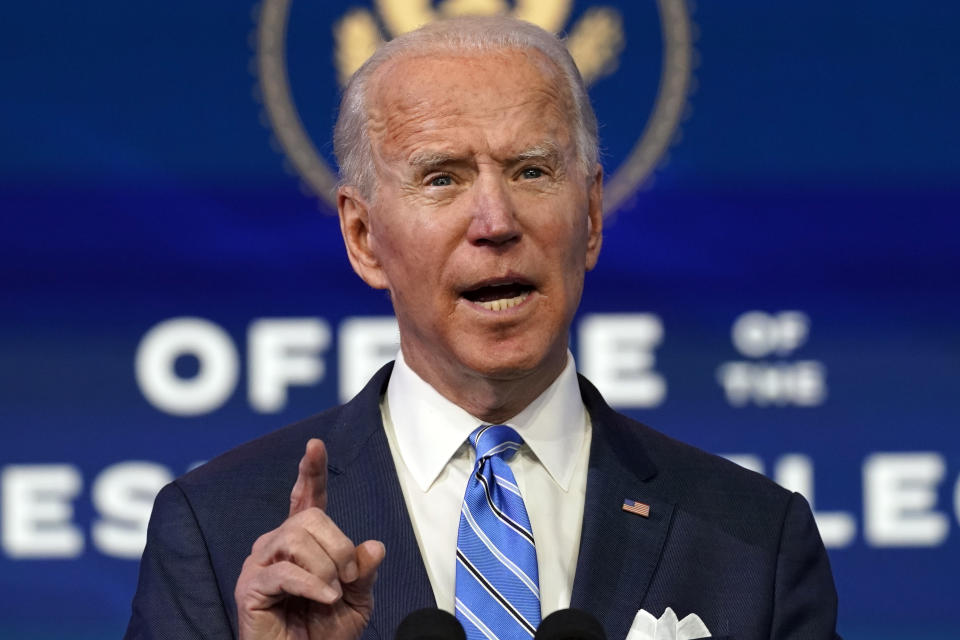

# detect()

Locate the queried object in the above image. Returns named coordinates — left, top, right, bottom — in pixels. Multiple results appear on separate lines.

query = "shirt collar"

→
left=386, top=349, right=587, bottom=492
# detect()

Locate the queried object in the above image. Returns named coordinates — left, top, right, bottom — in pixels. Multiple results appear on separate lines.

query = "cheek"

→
left=370, top=221, right=416, bottom=286
left=547, top=217, right=590, bottom=265
left=545, top=221, right=590, bottom=303
left=376, top=224, right=448, bottom=296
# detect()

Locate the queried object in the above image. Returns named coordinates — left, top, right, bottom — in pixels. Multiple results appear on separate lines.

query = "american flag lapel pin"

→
left=622, top=498, right=651, bottom=518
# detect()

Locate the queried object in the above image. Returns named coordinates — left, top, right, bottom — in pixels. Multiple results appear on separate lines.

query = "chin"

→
left=458, top=340, right=565, bottom=382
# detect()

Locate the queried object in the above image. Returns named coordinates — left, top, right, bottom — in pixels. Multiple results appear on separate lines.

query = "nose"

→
left=466, top=173, right=522, bottom=248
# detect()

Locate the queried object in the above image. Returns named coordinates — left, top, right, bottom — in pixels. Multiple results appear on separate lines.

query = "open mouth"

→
left=461, top=280, right=536, bottom=312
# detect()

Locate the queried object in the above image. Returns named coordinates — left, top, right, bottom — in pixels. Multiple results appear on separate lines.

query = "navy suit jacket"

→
left=126, top=364, right=839, bottom=639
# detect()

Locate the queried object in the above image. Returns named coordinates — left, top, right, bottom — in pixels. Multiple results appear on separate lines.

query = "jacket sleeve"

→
left=769, top=492, right=842, bottom=640
left=124, top=481, right=235, bottom=639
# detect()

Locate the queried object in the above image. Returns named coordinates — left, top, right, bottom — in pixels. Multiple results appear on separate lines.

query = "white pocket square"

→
left=626, top=606, right=711, bottom=640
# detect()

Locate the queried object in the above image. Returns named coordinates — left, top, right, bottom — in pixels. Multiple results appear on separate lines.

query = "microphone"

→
left=395, top=608, right=467, bottom=640
left=534, top=608, right=607, bottom=640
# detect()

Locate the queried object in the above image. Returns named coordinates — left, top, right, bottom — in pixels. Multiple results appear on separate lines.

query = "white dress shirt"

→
left=381, top=349, right=592, bottom=617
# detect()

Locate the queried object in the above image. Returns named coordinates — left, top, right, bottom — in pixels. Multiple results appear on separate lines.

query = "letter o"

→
left=732, top=311, right=775, bottom=358
left=135, top=317, right=239, bottom=416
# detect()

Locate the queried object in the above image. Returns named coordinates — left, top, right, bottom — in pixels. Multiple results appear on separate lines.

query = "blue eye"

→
left=429, top=175, right=453, bottom=187
left=521, top=167, right=543, bottom=179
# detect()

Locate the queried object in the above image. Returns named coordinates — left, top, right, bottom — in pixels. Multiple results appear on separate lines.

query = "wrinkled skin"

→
left=339, top=48, right=603, bottom=423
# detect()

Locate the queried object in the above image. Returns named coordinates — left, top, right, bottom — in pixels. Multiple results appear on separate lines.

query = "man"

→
left=126, top=16, right=840, bottom=640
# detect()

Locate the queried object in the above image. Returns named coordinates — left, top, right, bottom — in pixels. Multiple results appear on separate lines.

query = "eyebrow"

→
left=514, top=141, right=562, bottom=163
left=405, top=141, right=564, bottom=170
left=407, top=150, right=467, bottom=170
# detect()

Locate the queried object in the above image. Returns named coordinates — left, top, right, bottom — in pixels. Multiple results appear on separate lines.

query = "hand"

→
left=235, top=438, right=386, bottom=640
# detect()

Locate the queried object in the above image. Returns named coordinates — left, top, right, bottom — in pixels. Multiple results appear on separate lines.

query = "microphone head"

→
left=395, top=608, right=467, bottom=640
left=534, top=608, right=607, bottom=640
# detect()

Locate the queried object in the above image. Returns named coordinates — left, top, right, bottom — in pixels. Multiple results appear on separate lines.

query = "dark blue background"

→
left=2, top=2, right=958, bottom=638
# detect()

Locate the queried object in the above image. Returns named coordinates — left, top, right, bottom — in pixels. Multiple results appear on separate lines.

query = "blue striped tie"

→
left=455, top=425, right=541, bottom=639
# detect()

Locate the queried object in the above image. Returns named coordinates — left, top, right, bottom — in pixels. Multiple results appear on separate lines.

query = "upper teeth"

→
left=479, top=292, right=529, bottom=311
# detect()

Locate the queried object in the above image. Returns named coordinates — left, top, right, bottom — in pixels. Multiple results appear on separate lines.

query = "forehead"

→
left=366, top=48, right=576, bottom=160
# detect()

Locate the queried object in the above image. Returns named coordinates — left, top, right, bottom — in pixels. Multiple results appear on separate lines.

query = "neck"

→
left=400, top=346, right=568, bottom=424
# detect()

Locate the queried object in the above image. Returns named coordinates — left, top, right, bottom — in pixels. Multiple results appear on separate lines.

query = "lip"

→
left=457, top=272, right=536, bottom=294
left=457, top=271, right=538, bottom=315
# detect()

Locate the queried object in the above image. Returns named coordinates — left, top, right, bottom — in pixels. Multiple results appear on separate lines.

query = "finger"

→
left=255, top=508, right=360, bottom=584
left=342, top=539, right=386, bottom=611
left=289, top=438, right=328, bottom=516
left=240, top=560, right=341, bottom=610
left=249, top=521, right=342, bottom=587
left=296, top=508, right=360, bottom=583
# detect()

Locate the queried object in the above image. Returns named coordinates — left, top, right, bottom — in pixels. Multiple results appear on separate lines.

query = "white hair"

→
left=332, top=15, right=599, bottom=200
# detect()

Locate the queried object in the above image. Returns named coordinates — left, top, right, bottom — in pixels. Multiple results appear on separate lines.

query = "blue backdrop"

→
left=2, top=2, right=958, bottom=638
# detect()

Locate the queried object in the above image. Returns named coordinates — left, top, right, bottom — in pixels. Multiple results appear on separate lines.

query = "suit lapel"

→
left=323, top=364, right=436, bottom=638
left=323, top=367, right=676, bottom=637
left=571, top=376, right=675, bottom=639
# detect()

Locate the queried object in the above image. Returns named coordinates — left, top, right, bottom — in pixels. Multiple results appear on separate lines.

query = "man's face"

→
left=340, top=49, right=602, bottom=391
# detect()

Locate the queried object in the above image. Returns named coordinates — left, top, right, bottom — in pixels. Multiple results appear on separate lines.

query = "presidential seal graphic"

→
left=255, top=0, right=695, bottom=214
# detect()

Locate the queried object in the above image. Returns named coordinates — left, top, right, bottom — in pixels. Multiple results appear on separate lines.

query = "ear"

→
left=337, top=186, right=389, bottom=290
left=584, top=164, right=604, bottom=271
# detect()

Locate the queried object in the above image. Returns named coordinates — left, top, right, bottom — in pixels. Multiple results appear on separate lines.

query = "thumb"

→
left=342, top=540, right=386, bottom=610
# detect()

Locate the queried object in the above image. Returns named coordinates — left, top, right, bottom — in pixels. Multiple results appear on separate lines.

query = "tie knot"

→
left=470, top=424, right=523, bottom=461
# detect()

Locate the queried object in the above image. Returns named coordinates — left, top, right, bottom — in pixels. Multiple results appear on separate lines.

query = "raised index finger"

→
left=289, top=438, right=328, bottom=516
